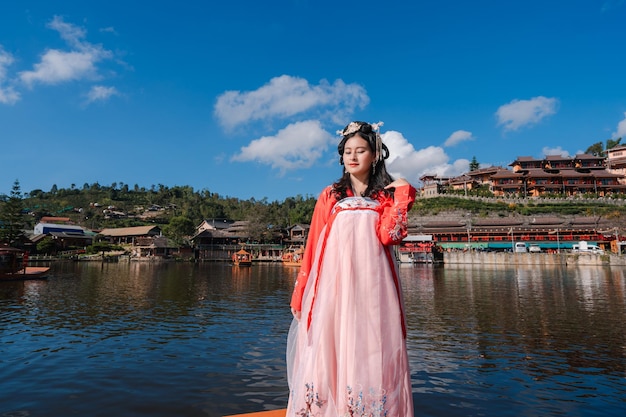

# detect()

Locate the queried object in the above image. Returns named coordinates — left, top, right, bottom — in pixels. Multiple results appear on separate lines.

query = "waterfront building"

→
left=32, top=222, right=94, bottom=252
left=408, top=213, right=617, bottom=252
left=99, top=225, right=162, bottom=245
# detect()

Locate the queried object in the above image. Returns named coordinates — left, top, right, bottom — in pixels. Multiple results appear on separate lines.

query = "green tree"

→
left=586, top=142, right=604, bottom=156
left=0, top=180, right=26, bottom=245
left=607, top=137, right=622, bottom=151
left=36, top=236, right=57, bottom=254
left=162, top=216, right=195, bottom=245
left=586, top=138, right=622, bottom=156
left=469, top=156, right=480, bottom=171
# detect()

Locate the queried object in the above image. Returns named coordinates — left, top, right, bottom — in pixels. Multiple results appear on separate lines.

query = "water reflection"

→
left=1, top=262, right=624, bottom=417
left=402, top=264, right=626, bottom=417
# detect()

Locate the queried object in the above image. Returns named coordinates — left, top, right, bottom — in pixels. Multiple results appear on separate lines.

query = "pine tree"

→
left=0, top=180, right=26, bottom=245
left=469, top=156, right=480, bottom=171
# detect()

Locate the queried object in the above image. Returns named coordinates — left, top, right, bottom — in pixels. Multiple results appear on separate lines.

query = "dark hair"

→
left=333, top=121, right=394, bottom=199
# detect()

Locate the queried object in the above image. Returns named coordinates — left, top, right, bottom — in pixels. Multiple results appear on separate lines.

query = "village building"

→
left=421, top=154, right=626, bottom=198
left=39, top=216, right=73, bottom=224
left=420, top=174, right=450, bottom=197
left=409, top=213, right=617, bottom=253
left=447, top=174, right=474, bottom=195
left=32, top=222, right=94, bottom=252
left=131, top=236, right=178, bottom=258
left=99, top=225, right=162, bottom=245
left=97, top=225, right=180, bottom=259
left=284, top=224, right=309, bottom=246
left=495, top=154, right=626, bottom=197
left=191, top=219, right=243, bottom=261
left=466, top=166, right=506, bottom=186
left=34, top=222, right=86, bottom=235
left=605, top=144, right=626, bottom=182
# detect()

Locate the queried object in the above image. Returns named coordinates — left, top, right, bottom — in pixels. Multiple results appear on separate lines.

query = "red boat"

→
left=0, top=247, right=50, bottom=281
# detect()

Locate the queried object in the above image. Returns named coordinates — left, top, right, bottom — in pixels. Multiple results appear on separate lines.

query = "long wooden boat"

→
left=1, top=247, right=50, bottom=281
left=232, top=249, right=253, bottom=266
left=1, top=266, right=50, bottom=281
left=224, top=409, right=286, bottom=417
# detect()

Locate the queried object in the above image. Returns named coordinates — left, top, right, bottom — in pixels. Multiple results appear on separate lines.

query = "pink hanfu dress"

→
left=287, top=187, right=415, bottom=417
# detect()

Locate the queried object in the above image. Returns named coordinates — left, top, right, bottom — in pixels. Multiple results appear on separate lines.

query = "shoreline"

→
left=442, top=251, right=624, bottom=266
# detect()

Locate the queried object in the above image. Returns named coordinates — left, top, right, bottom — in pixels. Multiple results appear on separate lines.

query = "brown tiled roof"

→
left=560, top=170, right=591, bottom=177
left=448, top=175, right=472, bottom=185
left=544, top=154, right=570, bottom=161
left=99, top=226, right=161, bottom=237
left=145, top=237, right=176, bottom=248
left=421, top=221, right=464, bottom=228
left=592, top=170, right=622, bottom=178
left=574, top=153, right=603, bottom=160
left=472, top=218, right=524, bottom=226
left=490, top=170, right=524, bottom=178
left=528, top=216, right=565, bottom=225
left=192, top=229, right=232, bottom=239
left=40, top=216, right=72, bottom=223
left=570, top=217, right=601, bottom=225
left=466, top=166, right=504, bottom=176
left=524, top=168, right=561, bottom=177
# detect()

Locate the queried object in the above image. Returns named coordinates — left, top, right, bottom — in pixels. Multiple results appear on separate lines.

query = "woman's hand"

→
left=385, top=178, right=410, bottom=190
left=291, top=308, right=301, bottom=321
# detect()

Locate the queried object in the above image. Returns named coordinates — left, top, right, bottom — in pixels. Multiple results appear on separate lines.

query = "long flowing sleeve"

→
left=377, top=184, right=416, bottom=246
left=290, top=186, right=335, bottom=312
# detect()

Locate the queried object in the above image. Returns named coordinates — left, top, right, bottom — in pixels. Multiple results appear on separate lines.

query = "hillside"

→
left=4, top=181, right=626, bottom=244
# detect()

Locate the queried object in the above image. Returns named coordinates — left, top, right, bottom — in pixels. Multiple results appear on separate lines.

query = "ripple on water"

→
left=1, top=263, right=625, bottom=416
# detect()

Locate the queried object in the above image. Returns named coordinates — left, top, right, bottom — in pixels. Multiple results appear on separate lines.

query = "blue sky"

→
left=1, top=0, right=625, bottom=201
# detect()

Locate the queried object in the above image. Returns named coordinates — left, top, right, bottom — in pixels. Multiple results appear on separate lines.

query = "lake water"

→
left=1, top=262, right=624, bottom=417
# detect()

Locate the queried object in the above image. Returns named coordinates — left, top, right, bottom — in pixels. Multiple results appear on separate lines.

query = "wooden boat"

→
left=0, top=247, right=50, bottom=281
left=224, top=409, right=285, bottom=417
left=281, top=246, right=303, bottom=267
left=232, top=249, right=252, bottom=266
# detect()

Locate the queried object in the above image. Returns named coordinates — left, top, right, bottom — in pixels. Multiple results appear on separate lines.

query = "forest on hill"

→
left=0, top=180, right=318, bottom=245
left=2, top=180, right=626, bottom=247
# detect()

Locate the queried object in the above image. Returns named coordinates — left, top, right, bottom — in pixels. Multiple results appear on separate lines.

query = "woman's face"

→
left=343, top=134, right=376, bottom=179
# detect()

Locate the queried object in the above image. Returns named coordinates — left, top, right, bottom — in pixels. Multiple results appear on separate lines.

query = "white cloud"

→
left=231, top=120, right=334, bottom=173
left=542, top=146, right=570, bottom=158
left=85, top=85, right=119, bottom=103
left=0, top=46, right=20, bottom=104
left=230, top=122, right=471, bottom=182
left=383, top=130, right=469, bottom=183
left=496, top=96, right=558, bottom=131
left=19, top=16, right=113, bottom=87
left=99, top=26, right=118, bottom=35
left=48, top=15, right=87, bottom=48
left=20, top=50, right=99, bottom=86
left=601, top=0, right=625, bottom=12
left=444, top=130, right=474, bottom=147
left=613, top=112, right=626, bottom=139
left=214, top=75, right=369, bottom=129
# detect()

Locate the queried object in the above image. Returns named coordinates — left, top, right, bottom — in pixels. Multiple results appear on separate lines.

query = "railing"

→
left=437, top=194, right=626, bottom=206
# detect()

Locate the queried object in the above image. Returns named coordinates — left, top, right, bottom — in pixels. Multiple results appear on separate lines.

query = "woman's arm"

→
left=377, top=179, right=416, bottom=246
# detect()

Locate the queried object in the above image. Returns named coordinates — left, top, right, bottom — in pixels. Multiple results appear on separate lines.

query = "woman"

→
left=286, top=121, right=415, bottom=417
